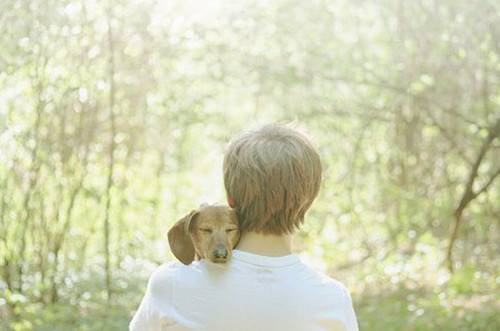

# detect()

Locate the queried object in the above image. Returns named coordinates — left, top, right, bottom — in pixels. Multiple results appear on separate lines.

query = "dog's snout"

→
left=213, top=245, right=228, bottom=259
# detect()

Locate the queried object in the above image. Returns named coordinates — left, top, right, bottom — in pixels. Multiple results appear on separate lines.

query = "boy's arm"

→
left=129, top=289, right=161, bottom=331
left=129, top=265, right=175, bottom=331
left=342, top=286, right=359, bottom=331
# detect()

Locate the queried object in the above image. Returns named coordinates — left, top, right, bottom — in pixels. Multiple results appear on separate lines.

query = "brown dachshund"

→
left=168, top=204, right=240, bottom=265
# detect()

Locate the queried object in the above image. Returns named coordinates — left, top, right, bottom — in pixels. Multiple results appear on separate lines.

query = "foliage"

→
left=0, top=0, right=499, bottom=330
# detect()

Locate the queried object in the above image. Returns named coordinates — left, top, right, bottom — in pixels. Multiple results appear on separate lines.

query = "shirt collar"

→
left=231, top=249, right=300, bottom=267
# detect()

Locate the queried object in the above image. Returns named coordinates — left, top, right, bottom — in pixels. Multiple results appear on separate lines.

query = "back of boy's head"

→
left=223, top=124, right=322, bottom=235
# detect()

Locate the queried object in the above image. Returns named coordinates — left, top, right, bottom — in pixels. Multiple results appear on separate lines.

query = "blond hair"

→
left=223, top=124, right=322, bottom=235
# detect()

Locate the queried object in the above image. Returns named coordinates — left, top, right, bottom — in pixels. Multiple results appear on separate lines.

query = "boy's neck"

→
left=235, top=231, right=293, bottom=256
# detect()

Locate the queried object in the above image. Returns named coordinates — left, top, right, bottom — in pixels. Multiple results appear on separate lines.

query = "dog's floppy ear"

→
left=168, top=210, right=198, bottom=265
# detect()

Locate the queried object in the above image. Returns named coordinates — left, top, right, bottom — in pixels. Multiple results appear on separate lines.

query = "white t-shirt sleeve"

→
left=129, top=264, right=176, bottom=331
left=341, top=285, right=359, bottom=331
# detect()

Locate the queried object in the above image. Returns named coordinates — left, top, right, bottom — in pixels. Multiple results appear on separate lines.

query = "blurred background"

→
left=1, top=0, right=499, bottom=330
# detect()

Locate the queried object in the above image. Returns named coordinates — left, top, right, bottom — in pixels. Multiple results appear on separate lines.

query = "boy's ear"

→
left=168, top=210, right=198, bottom=265
left=227, top=196, right=235, bottom=208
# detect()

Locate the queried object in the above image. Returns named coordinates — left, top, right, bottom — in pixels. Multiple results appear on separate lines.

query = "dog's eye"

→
left=200, top=228, right=213, bottom=233
left=226, top=228, right=237, bottom=233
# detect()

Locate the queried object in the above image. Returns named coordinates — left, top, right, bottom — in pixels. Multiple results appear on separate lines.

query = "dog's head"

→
left=168, top=204, right=240, bottom=265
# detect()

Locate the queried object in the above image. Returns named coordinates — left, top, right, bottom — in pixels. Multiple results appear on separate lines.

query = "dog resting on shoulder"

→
left=168, top=204, right=240, bottom=265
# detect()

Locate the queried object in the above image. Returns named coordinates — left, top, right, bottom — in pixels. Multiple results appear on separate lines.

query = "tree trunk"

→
left=103, top=3, right=116, bottom=302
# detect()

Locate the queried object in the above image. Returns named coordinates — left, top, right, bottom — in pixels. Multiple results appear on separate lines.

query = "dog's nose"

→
left=213, top=246, right=228, bottom=259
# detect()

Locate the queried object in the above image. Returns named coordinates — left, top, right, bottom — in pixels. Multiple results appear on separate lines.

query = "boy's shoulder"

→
left=296, top=259, right=352, bottom=298
left=147, top=261, right=188, bottom=292
left=149, top=260, right=209, bottom=286
left=150, top=258, right=351, bottom=294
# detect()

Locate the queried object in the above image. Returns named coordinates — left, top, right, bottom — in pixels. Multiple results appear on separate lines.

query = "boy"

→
left=130, top=124, right=359, bottom=331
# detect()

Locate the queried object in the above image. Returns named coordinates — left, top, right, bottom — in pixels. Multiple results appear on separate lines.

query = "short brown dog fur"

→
left=168, top=204, right=240, bottom=265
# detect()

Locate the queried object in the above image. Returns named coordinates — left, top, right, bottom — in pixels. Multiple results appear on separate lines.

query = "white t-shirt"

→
left=130, top=250, right=359, bottom=331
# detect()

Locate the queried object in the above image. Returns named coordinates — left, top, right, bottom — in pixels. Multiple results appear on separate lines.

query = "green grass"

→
left=356, top=286, right=499, bottom=331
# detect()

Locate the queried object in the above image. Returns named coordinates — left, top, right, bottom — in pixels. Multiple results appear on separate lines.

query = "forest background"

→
left=0, top=0, right=499, bottom=330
